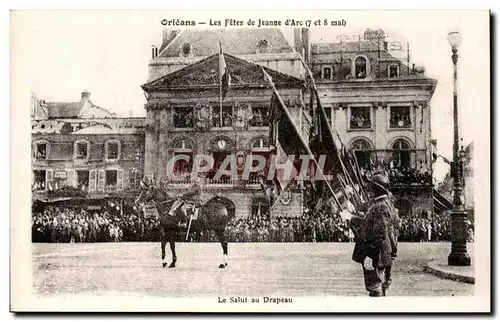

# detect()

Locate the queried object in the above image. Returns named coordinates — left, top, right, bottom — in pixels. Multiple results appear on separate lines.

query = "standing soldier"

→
left=350, top=173, right=398, bottom=297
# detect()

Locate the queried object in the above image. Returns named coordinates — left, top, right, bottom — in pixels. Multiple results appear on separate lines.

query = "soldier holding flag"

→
left=346, top=173, right=398, bottom=297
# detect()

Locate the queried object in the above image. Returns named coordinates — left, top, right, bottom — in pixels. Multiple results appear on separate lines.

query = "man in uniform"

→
left=168, top=176, right=203, bottom=217
left=350, top=173, right=398, bottom=297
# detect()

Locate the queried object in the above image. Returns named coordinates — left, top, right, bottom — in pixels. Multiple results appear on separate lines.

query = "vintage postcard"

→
left=10, top=9, right=491, bottom=312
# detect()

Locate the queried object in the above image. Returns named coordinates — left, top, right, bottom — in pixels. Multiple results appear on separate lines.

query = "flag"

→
left=263, top=67, right=342, bottom=210
left=268, top=92, right=301, bottom=206
left=219, top=41, right=231, bottom=101
left=301, top=57, right=367, bottom=208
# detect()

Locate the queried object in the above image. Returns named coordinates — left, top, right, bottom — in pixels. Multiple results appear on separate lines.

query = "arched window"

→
left=170, top=138, right=195, bottom=176
left=354, top=57, right=367, bottom=79
left=249, top=137, right=271, bottom=183
left=256, top=39, right=270, bottom=54
left=208, top=196, right=236, bottom=219
left=208, top=136, right=235, bottom=181
left=251, top=137, right=269, bottom=150
left=251, top=197, right=270, bottom=221
left=391, top=139, right=411, bottom=168
left=173, top=138, right=194, bottom=150
left=179, top=42, right=192, bottom=58
left=350, top=138, right=373, bottom=169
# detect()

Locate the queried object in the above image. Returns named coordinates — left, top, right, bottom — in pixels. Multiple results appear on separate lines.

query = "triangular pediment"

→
left=142, top=53, right=303, bottom=91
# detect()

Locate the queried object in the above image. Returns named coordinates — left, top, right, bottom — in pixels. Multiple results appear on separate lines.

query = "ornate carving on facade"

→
left=193, top=102, right=212, bottom=131
left=211, top=136, right=235, bottom=151
left=332, top=103, right=347, bottom=110
left=413, top=100, right=427, bottom=109
left=234, top=102, right=253, bottom=130
left=373, top=101, right=386, bottom=109
left=209, top=69, right=219, bottom=85
left=145, top=101, right=174, bottom=111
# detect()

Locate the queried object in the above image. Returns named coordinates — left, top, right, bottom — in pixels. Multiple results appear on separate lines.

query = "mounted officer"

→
left=168, top=176, right=203, bottom=218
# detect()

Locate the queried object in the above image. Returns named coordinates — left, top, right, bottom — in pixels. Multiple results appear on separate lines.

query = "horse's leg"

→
left=160, top=227, right=167, bottom=268
left=216, top=229, right=228, bottom=269
left=168, top=230, right=177, bottom=268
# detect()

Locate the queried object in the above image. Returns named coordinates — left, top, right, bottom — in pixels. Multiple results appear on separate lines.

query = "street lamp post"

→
left=447, top=31, right=471, bottom=266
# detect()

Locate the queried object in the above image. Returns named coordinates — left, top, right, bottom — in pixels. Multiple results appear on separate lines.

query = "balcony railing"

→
left=164, top=175, right=263, bottom=189
left=354, top=149, right=432, bottom=187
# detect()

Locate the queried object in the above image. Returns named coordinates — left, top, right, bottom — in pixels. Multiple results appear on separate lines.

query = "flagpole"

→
left=219, top=32, right=223, bottom=128
left=262, top=67, right=343, bottom=211
left=299, top=57, right=368, bottom=202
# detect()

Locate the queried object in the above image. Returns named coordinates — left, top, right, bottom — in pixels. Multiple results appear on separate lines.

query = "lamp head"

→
left=447, top=31, right=461, bottom=50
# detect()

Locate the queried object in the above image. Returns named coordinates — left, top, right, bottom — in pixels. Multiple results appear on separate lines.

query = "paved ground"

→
left=33, top=242, right=474, bottom=297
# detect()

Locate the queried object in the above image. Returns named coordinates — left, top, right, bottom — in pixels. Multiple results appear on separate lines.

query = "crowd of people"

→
left=389, top=166, right=433, bottom=186
left=32, top=204, right=474, bottom=244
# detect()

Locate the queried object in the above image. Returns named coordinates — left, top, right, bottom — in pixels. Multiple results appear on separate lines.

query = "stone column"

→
left=144, top=109, right=156, bottom=178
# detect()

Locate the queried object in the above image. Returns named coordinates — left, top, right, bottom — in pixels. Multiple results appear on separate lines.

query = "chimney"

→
left=159, top=29, right=179, bottom=52
left=162, top=28, right=169, bottom=46
left=81, top=89, right=90, bottom=101
left=128, top=110, right=133, bottom=117
left=151, top=45, right=157, bottom=59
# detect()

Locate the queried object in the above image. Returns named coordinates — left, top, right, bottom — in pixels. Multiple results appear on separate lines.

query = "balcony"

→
left=354, top=149, right=432, bottom=189
left=164, top=175, right=262, bottom=190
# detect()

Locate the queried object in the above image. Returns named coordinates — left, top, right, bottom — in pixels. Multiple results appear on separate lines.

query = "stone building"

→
left=31, top=27, right=444, bottom=220
left=306, top=28, right=440, bottom=218
left=31, top=90, right=145, bottom=205
left=142, top=28, right=311, bottom=220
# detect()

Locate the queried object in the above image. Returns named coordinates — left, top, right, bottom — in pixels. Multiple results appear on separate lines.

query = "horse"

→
left=135, top=180, right=231, bottom=269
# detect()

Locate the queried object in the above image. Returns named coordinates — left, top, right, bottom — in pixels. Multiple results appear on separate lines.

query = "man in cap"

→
left=168, top=176, right=203, bottom=217
left=352, top=172, right=398, bottom=297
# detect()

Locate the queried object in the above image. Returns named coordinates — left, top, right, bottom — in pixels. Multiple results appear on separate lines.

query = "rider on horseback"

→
left=168, top=177, right=203, bottom=217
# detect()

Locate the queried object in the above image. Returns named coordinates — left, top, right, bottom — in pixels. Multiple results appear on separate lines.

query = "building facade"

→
left=307, top=28, right=438, bottom=218
left=31, top=91, right=145, bottom=204
left=31, top=27, right=444, bottom=220
left=141, top=28, right=311, bottom=220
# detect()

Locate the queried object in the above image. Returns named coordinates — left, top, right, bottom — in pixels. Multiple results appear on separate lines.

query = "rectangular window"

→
left=76, top=142, right=88, bottom=159
left=221, top=106, right=233, bottom=127
left=349, top=106, right=372, bottom=129
left=207, top=151, right=231, bottom=183
left=212, top=106, right=233, bottom=128
left=322, top=66, right=332, bottom=80
left=33, top=170, right=46, bottom=190
left=389, top=64, right=399, bottom=78
left=173, top=107, right=194, bottom=128
left=129, top=169, right=139, bottom=190
left=76, top=170, right=90, bottom=190
left=390, top=106, right=412, bottom=128
left=36, top=143, right=47, bottom=160
left=105, top=170, right=118, bottom=188
left=107, top=142, right=119, bottom=160
left=250, top=106, right=269, bottom=127
left=172, top=152, right=194, bottom=175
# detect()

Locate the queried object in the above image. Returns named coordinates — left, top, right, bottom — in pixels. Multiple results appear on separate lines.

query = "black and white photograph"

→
left=10, top=9, right=491, bottom=312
